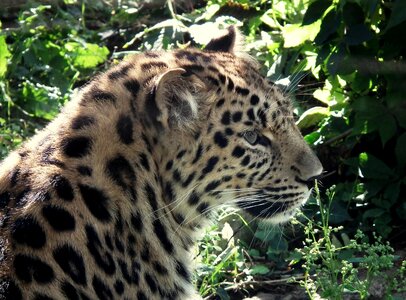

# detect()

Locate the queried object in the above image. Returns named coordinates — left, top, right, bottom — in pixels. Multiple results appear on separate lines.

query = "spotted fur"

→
left=0, top=27, right=322, bottom=299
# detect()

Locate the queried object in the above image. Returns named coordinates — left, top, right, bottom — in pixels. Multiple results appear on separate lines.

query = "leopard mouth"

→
left=237, top=190, right=311, bottom=219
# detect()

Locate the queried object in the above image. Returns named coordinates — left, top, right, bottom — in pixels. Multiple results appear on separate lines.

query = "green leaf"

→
left=344, top=24, right=374, bottom=45
left=249, top=264, right=270, bottom=275
left=65, top=42, right=109, bottom=69
left=296, top=106, right=329, bottom=129
left=386, top=0, right=406, bottom=31
left=378, top=114, right=397, bottom=146
left=302, top=0, right=332, bottom=26
left=0, top=35, right=11, bottom=78
left=314, top=9, right=340, bottom=45
left=304, top=131, right=321, bottom=145
left=395, top=132, right=406, bottom=168
left=358, top=152, right=394, bottom=179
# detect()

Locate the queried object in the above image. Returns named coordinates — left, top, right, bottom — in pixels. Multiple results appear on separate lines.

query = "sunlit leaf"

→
left=65, top=42, right=109, bottom=69
left=296, top=106, right=329, bottom=129
left=281, top=21, right=321, bottom=48
left=0, top=35, right=11, bottom=78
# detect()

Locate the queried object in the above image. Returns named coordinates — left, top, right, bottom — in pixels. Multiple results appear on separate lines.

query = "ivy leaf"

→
left=386, top=0, right=406, bottom=31
left=395, top=132, right=406, bottom=168
left=302, top=0, right=332, bottom=26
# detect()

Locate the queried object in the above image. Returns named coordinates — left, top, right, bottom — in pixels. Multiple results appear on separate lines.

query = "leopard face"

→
left=0, top=26, right=322, bottom=299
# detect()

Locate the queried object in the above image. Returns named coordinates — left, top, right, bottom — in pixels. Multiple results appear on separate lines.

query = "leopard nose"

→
left=296, top=150, right=323, bottom=182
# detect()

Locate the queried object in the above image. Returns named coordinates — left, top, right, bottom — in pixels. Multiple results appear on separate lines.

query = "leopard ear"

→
left=145, top=68, right=200, bottom=131
left=205, top=26, right=241, bottom=53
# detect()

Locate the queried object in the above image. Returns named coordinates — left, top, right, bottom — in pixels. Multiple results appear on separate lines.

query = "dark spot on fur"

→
left=216, top=98, right=225, bottom=108
left=232, top=146, right=245, bottom=158
left=106, top=155, right=136, bottom=195
left=144, top=273, right=158, bottom=294
left=241, top=155, right=251, bottom=166
left=221, top=111, right=231, bottom=125
left=204, top=180, right=221, bottom=192
left=11, top=216, right=46, bottom=249
left=60, top=281, right=79, bottom=300
left=131, top=211, right=143, bottom=232
left=192, top=144, right=203, bottom=164
left=141, top=61, right=168, bottom=72
left=166, top=160, right=173, bottom=170
left=53, top=244, right=87, bottom=285
left=85, top=225, right=116, bottom=275
left=14, top=254, right=54, bottom=283
left=235, top=86, right=249, bottom=96
left=51, top=175, right=75, bottom=201
left=42, top=205, right=75, bottom=232
left=0, top=191, right=11, bottom=209
left=114, top=280, right=124, bottom=295
left=153, top=220, right=174, bottom=254
left=175, top=50, right=197, bottom=62
left=197, top=202, right=209, bottom=214
left=92, top=275, right=113, bottom=300
left=77, top=166, right=92, bottom=176
left=108, top=65, right=131, bottom=80
left=232, top=111, right=242, bottom=122
left=201, top=156, right=219, bottom=177
left=250, top=94, right=260, bottom=105
left=79, top=184, right=111, bottom=222
left=247, top=108, right=255, bottom=121
left=116, top=114, right=134, bottom=145
left=88, top=90, right=116, bottom=104
left=137, top=291, right=148, bottom=300
left=144, top=183, right=158, bottom=213
left=214, top=131, right=228, bottom=148
left=175, top=260, right=191, bottom=282
left=71, top=116, right=94, bottom=130
left=139, top=153, right=150, bottom=171
left=188, top=192, right=200, bottom=206
left=61, top=136, right=91, bottom=158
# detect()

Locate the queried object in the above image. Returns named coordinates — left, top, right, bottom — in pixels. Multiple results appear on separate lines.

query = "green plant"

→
left=293, top=182, right=404, bottom=299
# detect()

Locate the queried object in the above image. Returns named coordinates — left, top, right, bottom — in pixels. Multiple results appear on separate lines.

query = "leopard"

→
left=0, top=26, right=322, bottom=299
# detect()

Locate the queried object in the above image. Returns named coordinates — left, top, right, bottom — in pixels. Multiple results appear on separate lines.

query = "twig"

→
left=322, top=129, right=353, bottom=146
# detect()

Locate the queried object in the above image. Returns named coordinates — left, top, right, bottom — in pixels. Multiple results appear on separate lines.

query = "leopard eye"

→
left=244, top=130, right=259, bottom=145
